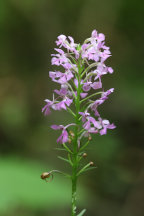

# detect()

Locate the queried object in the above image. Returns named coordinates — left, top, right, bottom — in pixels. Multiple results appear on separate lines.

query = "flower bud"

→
left=41, top=172, right=51, bottom=180
left=82, top=153, right=87, bottom=158
left=89, top=161, right=94, bottom=166
left=68, top=138, right=72, bottom=144
left=88, top=135, right=92, bottom=141
left=69, top=131, right=75, bottom=138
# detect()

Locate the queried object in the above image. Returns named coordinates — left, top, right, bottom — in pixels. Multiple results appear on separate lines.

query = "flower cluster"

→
left=42, top=30, right=116, bottom=144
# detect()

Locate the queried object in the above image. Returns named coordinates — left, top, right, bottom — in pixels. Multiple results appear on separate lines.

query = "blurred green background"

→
left=0, top=0, right=144, bottom=215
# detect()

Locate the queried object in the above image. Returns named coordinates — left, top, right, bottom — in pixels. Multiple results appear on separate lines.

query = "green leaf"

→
left=82, top=166, right=97, bottom=173
left=77, top=163, right=91, bottom=176
left=77, top=209, right=86, bottom=216
left=76, top=44, right=81, bottom=51
left=79, top=141, right=89, bottom=152
left=67, top=107, right=76, bottom=117
left=58, top=156, right=70, bottom=164
left=63, top=143, right=73, bottom=154
left=68, top=154, right=73, bottom=166
left=55, top=148, right=66, bottom=151
left=0, top=157, right=72, bottom=213
left=0, top=157, right=88, bottom=214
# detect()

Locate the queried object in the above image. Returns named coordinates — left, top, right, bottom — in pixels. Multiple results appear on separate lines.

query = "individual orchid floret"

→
left=42, top=86, right=73, bottom=115
left=55, top=34, right=79, bottom=59
left=93, top=63, right=114, bottom=80
left=56, top=35, right=67, bottom=47
left=49, top=70, right=74, bottom=84
left=51, top=48, right=69, bottom=66
left=51, top=123, right=75, bottom=144
left=90, top=99, right=105, bottom=116
left=79, top=111, right=90, bottom=122
left=80, top=93, right=88, bottom=98
left=99, top=118, right=116, bottom=135
left=42, top=99, right=54, bottom=116
left=83, top=116, right=102, bottom=131
left=52, top=97, right=72, bottom=111
left=79, top=112, right=116, bottom=136
left=54, top=87, right=68, bottom=97
left=88, top=88, right=114, bottom=116
left=82, top=78, right=102, bottom=92
left=91, top=30, right=105, bottom=42
left=68, top=36, right=79, bottom=58
left=101, top=88, right=114, bottom=99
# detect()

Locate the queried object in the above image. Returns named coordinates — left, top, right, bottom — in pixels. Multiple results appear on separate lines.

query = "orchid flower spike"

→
left=42, top=29, right=116, bottom=216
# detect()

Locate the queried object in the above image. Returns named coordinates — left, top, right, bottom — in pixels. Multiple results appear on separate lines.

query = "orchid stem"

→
left=80, top=91, right=102, bottom=104
left=67, top=107, right=76, bottom=117
left=71, top=61, right=82, bottom=216
left=81, top=62, right=98, bottom=78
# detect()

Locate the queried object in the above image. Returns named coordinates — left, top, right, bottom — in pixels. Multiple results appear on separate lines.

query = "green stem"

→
left=79, top=140, right=89, bottom=152
left=81, top=62, right=98, bottom=78
left=67, top=107, right=76, bottom=117
left=77, top=162, right=91, bottom=176
left=71, top=62, right=82, bottom=216
left=80, top=91, right=102, bottom=104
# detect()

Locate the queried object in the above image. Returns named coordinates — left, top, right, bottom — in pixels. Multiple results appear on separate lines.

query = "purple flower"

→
left=100, top=49, right=111, bottom=62
left=83, top=117, right=102, bottom=130
left=51, top=123, right=75, bottom=143
left=54, top=86, right=73, bottom=107
left=51, top=125, right=68, bottom=143
left=79, top=112, right=102, bottom=131
left=79, top=112, right=116, bottom=136
left=42, top=30, right=116, bottom=143
left=49, top=70, right=74, bottom=84
left=107, top=67, right=113, bottom=74
left=93, top=64, right=108, bottom=79
left=42, top=84, right=73, bottom=115
left=89, top=88, right=114, bottom=116
left=81, top=30, right=112, bottom=64
left=74, top=79, right=84, bottom=88
left=63, top=63, right=72, bottom=70
left=51, top=49, right=68, bottom=66
left=83, top=81, right=92, bottom=92
left=52, top=101, right=67, bottom=110
left=91, top=80, right=102, bottom=90
left=79, top=111, right=90, bottom=122
left=68, top=36, right=79, bottom=56
left=42, top=99, right=53, bottom=115
left=56, top=35, right=67, bottom=47
left=82, top=78, right=102, bottom=92
left=91, top=30, right=105, bottom=42
left=80, top=93, right=88, bottom=98
left=101, top=88, right=114, bottom=99
left=54, top=87, right=68, bottom=96
left=99, top=119, right=116, bottom=135
left=52, top=97, right=73, bottom=111
left=90, top=99, right=105, bottom=116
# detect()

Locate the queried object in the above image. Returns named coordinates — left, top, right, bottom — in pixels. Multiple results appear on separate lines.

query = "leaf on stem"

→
left=63, top=143, right=73, bottom=154
left=79, top=141, right=89, bottom=152
left=58, top=156, right=72, bottom=165
left=77, top=209, right=86, bottom=216
left=67, top=107, right=76, bottom=117
left=81, top=166, right=97, bottom=174
left=55, top=148, right=67, bottom=151
left=77, top=162, right=96, bottom=176
left=68, top=153, right=73, bottom=166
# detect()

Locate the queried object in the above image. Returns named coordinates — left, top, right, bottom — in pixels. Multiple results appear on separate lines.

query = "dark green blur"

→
left=0, top=0, right=144, bottom=215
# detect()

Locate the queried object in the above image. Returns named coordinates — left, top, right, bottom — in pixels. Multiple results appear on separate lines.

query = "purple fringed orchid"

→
left=42, top=29, right=116, bottom=216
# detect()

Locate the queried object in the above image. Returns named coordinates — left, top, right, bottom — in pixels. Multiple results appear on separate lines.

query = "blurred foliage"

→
left=0, top=157, right=86, bottom=215
left=0, top=0, right=144, bottom=215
